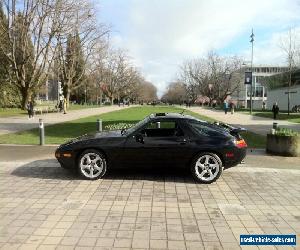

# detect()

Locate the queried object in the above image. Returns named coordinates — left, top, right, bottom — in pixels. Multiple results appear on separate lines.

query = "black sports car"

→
left=55, top=113, right=247, bottom=183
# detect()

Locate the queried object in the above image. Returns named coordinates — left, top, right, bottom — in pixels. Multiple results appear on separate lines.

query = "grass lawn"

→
left=0, top=108, right=27, bottom=118
left=203, top=106, right=300, bottom=124
left=68, top=104, right=104, bottom=111
left=0, top=105, right=265, bottom=148
left=251, top=112, right=300, bottom=123
left=0, top=104, right=103, bottom=118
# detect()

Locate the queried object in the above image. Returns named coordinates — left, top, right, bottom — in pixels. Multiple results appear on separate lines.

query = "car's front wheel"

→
left=78, top=149, right=107, bottom=180
left=191, top=152, right=223, bottom=184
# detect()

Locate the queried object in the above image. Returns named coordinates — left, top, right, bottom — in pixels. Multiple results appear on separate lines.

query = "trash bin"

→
left=273, top=122, right=278, bottom=130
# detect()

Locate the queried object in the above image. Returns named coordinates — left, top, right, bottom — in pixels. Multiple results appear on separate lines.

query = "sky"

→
left=95, top=0, right=300, bottom=97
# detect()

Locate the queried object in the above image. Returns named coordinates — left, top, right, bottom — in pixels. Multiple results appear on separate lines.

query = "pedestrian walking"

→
left=223, top=100, right=228, bottom=114
left=63, top=98, right=67, bottom=114
left=229, top=102, right=235, bottom=114
left=26, top=100, right=34, bottom=119
left=272, top=102, right=279, bottom=120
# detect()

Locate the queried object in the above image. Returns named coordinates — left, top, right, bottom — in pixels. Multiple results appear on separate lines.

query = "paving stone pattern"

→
left=0, top=160, right=299, bottom=250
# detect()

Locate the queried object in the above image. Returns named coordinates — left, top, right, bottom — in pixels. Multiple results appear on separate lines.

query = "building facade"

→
left=267, top=85, right=300, bottom=111
left=233, top=66, right=288, bottom=109
left=266, top=69, right=300, bottom=111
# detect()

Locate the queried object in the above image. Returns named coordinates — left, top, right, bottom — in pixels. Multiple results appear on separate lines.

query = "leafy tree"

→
left=0, top=2, right=8, bottom=82
left=0, top=5, right=21, bottom=107
left=61, top=32, right=86, bottom=105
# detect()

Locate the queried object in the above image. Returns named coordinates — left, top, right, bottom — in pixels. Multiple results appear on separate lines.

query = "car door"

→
left=122, top=119, right=191, bottom=168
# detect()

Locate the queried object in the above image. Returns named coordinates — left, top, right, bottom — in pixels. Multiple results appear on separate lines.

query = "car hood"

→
left=76, top=130, right=122, bottom=141
left=60, top=130, right=123, bottom=147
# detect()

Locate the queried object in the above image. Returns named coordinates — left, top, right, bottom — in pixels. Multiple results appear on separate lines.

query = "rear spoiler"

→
left=213, top=122, right=247, bottom=134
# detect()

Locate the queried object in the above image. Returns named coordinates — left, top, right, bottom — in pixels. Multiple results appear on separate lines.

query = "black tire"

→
left=77, top=149, right=107, bottom=180
left=191, top=152, right=223, bottom=184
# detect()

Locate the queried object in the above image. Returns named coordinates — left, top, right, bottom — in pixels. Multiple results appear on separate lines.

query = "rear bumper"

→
left=223, top=148, right=247, bottom=169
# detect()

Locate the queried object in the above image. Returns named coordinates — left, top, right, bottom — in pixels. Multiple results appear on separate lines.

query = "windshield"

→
left=123, top=116, right=150, bottom=135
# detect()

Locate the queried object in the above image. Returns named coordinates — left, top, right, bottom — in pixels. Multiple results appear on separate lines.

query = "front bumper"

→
left=55, top=148, right=76, bottom=169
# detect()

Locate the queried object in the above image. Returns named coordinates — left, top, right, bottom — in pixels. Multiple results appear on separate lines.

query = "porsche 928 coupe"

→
left=55, top=113, right=247, bottom=183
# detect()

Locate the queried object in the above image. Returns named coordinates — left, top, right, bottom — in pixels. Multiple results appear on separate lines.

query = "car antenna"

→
left=180, top=109, right=186, bottom=115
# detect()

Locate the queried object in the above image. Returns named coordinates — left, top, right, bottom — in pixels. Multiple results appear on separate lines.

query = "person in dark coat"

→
left=272, top=102, right=279, bottom=120
left=26, top=100, right=34, bottom=119
left=223, top=100, right=228, bottom=114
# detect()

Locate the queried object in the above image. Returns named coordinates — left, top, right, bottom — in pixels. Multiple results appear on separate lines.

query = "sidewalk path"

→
left=0, top=105, right=130, bottom=135
left=0, top=150, right=299, bottom=249
left=188, top=107, right=300, bottom=136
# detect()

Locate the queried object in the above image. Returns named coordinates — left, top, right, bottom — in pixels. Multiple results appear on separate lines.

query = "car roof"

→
left=149, top=112, right=207, bottom=122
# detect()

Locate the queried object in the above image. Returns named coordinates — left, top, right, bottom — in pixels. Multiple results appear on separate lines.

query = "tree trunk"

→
left=110, top=95, right=114, bottom=105
left=20, top=85, right=30, bottom=110
left=99, top=90, right=102, bottom=106
left=66, top=89, right=71, bottom=108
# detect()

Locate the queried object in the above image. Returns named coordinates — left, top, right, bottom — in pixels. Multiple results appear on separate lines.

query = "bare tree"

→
left=97, top=49, right=133, bottom=104
left=180, top=51, right=242, bottom=105
left=0, top=0, right=110, bottom=108
left=278, top=28, right=300, bottom=114
left=55, top=1, right=109, bottom=106
left=0, top=0, right=72, bottom=108
left=136, top=80, right=157, bottom=103
left=161, top=81, right=186, bottom=104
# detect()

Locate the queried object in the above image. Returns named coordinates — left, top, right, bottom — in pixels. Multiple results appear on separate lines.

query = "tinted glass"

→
left=142, top=120, right=184, bottom=137
left=188, top=120, right=225, bottom=137
left=125, top=117, right=150, bottom=135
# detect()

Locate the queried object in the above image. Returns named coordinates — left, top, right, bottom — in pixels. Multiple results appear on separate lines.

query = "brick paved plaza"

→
left=0, top=159, right=299, bottom=250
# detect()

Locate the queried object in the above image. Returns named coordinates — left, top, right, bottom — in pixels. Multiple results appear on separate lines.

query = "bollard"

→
left=39, top=119, right=45, bottom=146
left=273, top=122, right=278, bottom=130
left=97, top=119, right=102, bottom=132
left=157, top=121, right=161, bottom=128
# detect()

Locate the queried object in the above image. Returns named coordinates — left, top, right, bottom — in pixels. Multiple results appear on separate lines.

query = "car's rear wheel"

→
left=191, top=152, right=222, bottom=184
left=78, top=149, right=107, bottom=180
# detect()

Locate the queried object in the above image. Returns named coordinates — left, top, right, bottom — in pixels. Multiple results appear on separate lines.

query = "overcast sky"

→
left=96, top=0, right=300, bottom=96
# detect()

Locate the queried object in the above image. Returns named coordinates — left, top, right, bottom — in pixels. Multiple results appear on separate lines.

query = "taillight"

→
left=235, top=139, right=247, bottom=148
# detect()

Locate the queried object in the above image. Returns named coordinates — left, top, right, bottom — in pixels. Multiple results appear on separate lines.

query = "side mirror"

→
left=135, top=133, right=144, bottom=144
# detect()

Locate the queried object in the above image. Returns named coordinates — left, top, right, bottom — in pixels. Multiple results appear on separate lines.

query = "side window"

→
left=189, top=121, right=221, bottom=136
left=141, top=121, right=184, bottom=137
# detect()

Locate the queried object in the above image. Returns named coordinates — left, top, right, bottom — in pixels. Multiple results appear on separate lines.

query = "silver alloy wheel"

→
left=195, top=154, right=220, bottom=182
left=79, top=152, right=105, bottom=179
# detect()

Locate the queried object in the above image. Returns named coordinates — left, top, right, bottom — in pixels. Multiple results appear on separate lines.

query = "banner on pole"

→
left=245, top=71, right=252, bottom=85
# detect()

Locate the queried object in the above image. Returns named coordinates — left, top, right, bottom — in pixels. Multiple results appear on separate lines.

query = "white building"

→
left=233, top=66, right=288, bottom=109
left=266, top=69, right=300, bottom=110
left=267, top=85, right=300, bottom=111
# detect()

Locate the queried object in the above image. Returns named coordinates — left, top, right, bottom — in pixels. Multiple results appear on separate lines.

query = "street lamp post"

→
left=250, top=29, right=254, bottom=114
